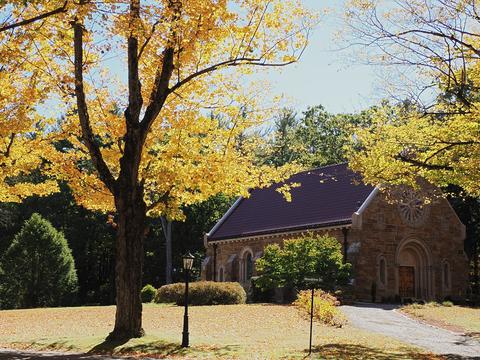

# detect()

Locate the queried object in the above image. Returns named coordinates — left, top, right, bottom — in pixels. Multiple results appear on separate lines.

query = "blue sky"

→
left=263, top=0, right=380, bottom=114
left=97, top=0, right=380, bottom=117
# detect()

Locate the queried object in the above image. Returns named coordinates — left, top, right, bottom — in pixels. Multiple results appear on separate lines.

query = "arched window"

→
left=245, top=252, right=253, bottom=281
left=443, top=261, right=451, bottom=290
left=240, top=247, right=254, bottom=283
left=379, top=258, right=386, bottom=285
left=377, top=255, right=387, bottom=288
left=218, top=267, right=224, bottom=282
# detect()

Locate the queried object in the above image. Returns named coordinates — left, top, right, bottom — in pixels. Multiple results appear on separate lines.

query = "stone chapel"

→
left=201, top=163, right=468, bottom=302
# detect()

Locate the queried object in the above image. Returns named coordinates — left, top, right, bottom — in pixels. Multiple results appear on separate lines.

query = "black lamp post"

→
left=304, top=276, right=323, bottom=356
left=308, top=287, right=315, bottom=356
left=181, top=252, right=195, bottom=348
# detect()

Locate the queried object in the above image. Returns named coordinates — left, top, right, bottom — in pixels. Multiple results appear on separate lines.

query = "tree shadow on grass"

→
left=9, top=340, right=78, bottom=353
left=88, top=338, right=187, bottom=357
left=7, top=337, right=243, bottom=359
left=87, top=337, right=130, bottom=354
left=298, top=343, right=476, bottom=360
left=88, top=337, right=242, bottom=358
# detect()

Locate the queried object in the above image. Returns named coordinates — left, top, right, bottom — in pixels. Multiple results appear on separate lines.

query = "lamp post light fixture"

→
left=304, top=276, right=323, bottom=356
left=181, top=252, right=195, bottom=348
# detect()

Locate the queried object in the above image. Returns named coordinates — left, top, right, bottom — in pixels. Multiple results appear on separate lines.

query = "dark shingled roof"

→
left=207, top=163, right=375, bottom=241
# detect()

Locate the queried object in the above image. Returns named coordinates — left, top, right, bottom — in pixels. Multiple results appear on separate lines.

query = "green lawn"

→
left=0, top=303, right=444, bottom=359
left=401, top=303, right=480, bottom=336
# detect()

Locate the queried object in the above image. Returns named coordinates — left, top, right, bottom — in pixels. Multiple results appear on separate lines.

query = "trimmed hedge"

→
left=141, top=284, right=157, bottom=303
left=155, top=281, right=246, bottom=306
left=155, top=283, right=184, bottom=304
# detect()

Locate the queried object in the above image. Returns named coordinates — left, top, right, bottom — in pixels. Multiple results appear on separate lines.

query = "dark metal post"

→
left=213, top=243, right=218, bottom=282
left=342, top=228, right=349, bottom=264
left=308, top=287, right=314, bottom=355
left=181, top=268, right=190, bottom=347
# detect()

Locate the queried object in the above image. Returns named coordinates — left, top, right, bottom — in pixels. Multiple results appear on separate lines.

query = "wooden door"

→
left=399, top=266, right=415, bottom=298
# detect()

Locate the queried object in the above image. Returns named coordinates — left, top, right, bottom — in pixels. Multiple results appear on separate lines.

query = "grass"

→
left=0, top=303, right=446, bottom=359
left=401, top=303, right=480, bottom=336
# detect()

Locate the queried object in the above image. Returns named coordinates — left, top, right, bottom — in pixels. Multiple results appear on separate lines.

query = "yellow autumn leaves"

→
left=347, top=101, right=480, bottom=197
left=1, top=0, right=316, bottom=218
left=344, top=0, right=480, bottom=197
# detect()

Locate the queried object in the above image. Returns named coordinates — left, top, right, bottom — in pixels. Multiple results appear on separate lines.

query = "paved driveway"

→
left=342, top=303, right=480, bottom=359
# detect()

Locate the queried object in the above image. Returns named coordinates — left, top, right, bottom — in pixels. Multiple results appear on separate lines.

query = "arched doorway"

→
left=395, top=238, right=433, bottom=300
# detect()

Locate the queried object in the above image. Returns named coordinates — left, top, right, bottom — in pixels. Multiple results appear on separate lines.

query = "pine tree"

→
left=0, top=213, right=78, bottom=309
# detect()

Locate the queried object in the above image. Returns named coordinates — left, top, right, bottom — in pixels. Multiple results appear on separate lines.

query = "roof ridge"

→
left=207, top=161, right=373, bottom=242
left=293, top=162, right=349, bottom=176
left=207, top=196, right=243, bottom=237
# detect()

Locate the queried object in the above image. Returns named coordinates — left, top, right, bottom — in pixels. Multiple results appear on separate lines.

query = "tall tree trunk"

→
left=160, top=217, right=173, bottom=284
left=108, top=128, right=147, bottom=340
left=108, top=185, right=146, bottom=339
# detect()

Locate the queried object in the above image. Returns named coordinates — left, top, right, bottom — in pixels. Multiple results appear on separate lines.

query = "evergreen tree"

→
left=296, top=105, right=372, bottom=167
left=263, top=105, right=373, bottom=168
left=264, top=108, right=300, bottom=166
left=0, top=213, right=78, bottom=309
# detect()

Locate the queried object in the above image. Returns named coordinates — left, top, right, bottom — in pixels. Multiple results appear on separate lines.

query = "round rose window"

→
left=398, top=188, right=429, bottom=226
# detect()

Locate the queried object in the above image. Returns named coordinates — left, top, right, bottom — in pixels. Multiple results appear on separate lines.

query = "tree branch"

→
left=146, top=189, right=171, bottom=211
left=141, top=45, right=175, bottom=132
left=138, top=20, right=160, bottom=60
left=73, top=17, right=116, bottom=192
left=169, top=57, right=296, bottom=95
left=4, top=133, right=15, bottom=157
left=395, top=29, right=480, bottom=57
left=396, top=154, right=453, bottom=170
left=0, top=1, right=68, bottom=33
left=140, top=0, right=302, bottom=138
left=124, top=0, right=143, bottom=126
left=140, top=1, right=181, bottom=134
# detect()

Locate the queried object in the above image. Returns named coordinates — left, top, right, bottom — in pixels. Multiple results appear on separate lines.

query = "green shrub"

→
left=256, top=233, right=351, bottom=291
left=442, top=300, right=454, bottom=307
left=141, top=284, right=157, bottom=303
left=293, top=289, right=346, bottom=327
left=0, top=213, right=78, bottom=309
left=155, top=283, right=184, bottom=303
left=155, top=281, right=246, bottom=305
left=251, top=277, right=275, bottom=303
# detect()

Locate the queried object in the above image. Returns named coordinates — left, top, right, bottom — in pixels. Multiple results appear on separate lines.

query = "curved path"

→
left=342, top=303, right=480, bottom=359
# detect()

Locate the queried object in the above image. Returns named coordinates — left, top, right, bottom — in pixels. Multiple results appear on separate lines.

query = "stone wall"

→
left=352, top=192, right=468, bottom=302
left=203, top=228, right=347, bottom=285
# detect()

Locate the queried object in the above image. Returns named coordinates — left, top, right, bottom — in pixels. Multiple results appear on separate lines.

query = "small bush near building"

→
left=255, top=233, right=351, bottom=292
left=141, top=284, right=157, bottom=303
left=155, top=283, right=184, bottom=303
left=294, top=289, right=347, bottom=327
left=155, top=281, right=246, bottom=305
left=250, top=277, right=275, bottom=303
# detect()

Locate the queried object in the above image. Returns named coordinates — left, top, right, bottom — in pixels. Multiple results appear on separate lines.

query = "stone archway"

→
left=395, top=238, right=434, bottom=300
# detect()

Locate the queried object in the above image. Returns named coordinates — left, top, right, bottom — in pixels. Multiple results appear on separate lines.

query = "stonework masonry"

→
left=203, top=191, right=468, bottom=302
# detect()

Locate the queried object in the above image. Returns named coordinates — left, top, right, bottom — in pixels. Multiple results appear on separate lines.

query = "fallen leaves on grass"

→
left=401, top=304, right=480, bottom=334
left=0, top=303, right=443, bottom=359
